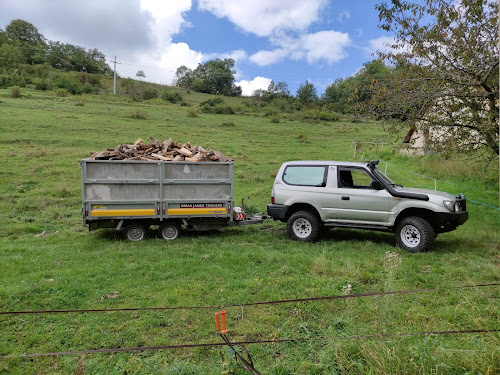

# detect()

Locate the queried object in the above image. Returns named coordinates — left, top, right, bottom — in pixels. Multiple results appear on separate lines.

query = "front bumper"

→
left=267, top=204, right=289, bottom=221
left=433, top=210, right=468, bottom=233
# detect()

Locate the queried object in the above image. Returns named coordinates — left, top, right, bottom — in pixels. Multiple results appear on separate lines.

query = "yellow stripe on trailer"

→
left=91, top=209, right=155, bottom=217
left=168, top=208, right=227, bottom=215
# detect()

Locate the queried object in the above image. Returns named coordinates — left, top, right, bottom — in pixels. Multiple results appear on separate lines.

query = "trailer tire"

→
left=159, top=221, right=181, bottom=240
left=124, top=223, right=147, bottom=241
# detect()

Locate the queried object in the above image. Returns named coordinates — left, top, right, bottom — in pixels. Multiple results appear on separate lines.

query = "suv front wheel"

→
left=287, top=210, right=322, bottom=242
left=395, top=216, right=435, bottom=253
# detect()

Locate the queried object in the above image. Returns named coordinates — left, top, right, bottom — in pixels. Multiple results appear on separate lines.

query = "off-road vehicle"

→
left=267, top=160, right=468, bottom=252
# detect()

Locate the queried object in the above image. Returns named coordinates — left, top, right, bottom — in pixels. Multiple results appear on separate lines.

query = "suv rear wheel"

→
left=287, top=210, right=322, bottom=242
left=395, top=216, right=435, bottom=252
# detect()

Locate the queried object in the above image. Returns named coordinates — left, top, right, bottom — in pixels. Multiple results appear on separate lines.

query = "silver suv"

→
left=267, top=161, right=468, bottom=252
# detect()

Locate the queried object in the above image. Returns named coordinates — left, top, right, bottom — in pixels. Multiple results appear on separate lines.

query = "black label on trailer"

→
left=180, top=203, right=224, bottom=208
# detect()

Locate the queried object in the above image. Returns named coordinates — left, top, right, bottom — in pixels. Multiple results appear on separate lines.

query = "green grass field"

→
left=0, top=87, right=499, bottom=374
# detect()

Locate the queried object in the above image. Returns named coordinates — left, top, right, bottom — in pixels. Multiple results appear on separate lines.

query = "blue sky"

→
left=0, top=0, right=394, bottom=95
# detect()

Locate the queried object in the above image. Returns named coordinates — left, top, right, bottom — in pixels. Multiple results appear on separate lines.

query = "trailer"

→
left=81, top=159, right=264, bottom=240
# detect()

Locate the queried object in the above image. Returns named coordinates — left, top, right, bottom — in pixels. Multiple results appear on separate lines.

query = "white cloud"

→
left=250, top=49, right=288, bottom=66
left=140, top=0, right=192, bottom=49
left=367, top=36, right=397, bottom=55
left=203, top=49, right=248, bottom=63
left=337, top=11, right=351, bottom=23
left=235, top=77, right=273, bottom=96
left=198, top=0, right=328, bottom=37
left=300, top=31, right=351, bottom=63
left=250, top=30, right=351, bottom=66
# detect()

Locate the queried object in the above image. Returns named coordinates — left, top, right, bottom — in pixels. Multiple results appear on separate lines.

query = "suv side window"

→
left=338, top=168, right=375, bottom=189
left=283, top=166, right=327, bottom=187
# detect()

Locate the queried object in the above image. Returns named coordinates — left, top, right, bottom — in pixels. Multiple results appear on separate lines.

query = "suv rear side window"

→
left=338, top=168, right=375, bottom=188
left=283, top=166, right=327, bottom=187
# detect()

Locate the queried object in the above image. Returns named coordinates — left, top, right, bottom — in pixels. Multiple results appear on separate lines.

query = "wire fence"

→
left=1, top=283, right=498, bottom=359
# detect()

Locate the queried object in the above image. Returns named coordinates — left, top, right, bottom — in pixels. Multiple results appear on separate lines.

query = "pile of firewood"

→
left=89, top=138, right=232, bottom=162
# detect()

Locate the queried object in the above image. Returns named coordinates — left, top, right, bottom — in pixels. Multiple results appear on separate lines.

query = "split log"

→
left=151, top=153, right=173, bottom=161
left=178, top=147, right=194, bottom=157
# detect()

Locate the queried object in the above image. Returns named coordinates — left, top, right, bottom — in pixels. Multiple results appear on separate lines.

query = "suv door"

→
left=336, top=167, right=390, bottom=225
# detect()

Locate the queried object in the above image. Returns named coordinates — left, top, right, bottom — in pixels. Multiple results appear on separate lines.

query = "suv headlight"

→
left=443, top=200, right=455, bottom=212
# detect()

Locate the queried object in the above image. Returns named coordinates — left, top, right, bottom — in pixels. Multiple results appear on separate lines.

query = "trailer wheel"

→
left=124, top=223, right=147, bottom=241
left=159, top=221, right=181, bottom=240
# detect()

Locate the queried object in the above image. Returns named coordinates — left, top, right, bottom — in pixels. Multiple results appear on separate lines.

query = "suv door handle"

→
left=341, top=196, right=350, bottom=200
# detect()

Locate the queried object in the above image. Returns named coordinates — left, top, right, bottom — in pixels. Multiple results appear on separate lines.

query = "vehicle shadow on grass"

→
left=319, top=228, right=475, bottom=254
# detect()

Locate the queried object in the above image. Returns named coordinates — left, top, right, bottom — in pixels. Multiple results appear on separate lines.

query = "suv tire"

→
left=287, top=210, right=322, bottom=242
left=395, top=216, right=435, bottom=253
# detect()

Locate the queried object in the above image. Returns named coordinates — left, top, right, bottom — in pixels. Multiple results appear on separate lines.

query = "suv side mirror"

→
left=370, top=180, right=384, bottom=190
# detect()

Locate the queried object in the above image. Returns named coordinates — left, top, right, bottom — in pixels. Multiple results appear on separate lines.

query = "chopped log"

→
left=178, top=147, right=194, bottom=157
left=162, top=138, right=173, bottom=153
left=89, top=137, right=232, bottom=162
left=151, top=153, right=173, bottom=161
left=149, top=137, right=163, bottom=149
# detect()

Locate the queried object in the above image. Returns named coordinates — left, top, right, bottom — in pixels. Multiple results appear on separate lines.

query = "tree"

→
left=174, top=58, right=240, bottom=96
left=296, top=80, right=318, bottom=104
left=370, top=0, right=498, bottom=155
left=136, top=70, right=146, bottom=80
left=5, top=19, right=47, bottom=64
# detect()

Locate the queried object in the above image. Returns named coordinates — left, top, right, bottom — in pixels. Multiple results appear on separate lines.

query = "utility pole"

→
left=112, top=56, right=121, bottom=95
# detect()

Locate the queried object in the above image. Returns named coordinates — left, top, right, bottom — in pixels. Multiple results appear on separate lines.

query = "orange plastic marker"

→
left=215, top=312, right=221, bottom=331
left=220, top=310, right=227, bottom=334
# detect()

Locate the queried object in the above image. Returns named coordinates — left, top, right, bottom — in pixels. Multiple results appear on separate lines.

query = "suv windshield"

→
left=374, top=168, right=402, bottom=187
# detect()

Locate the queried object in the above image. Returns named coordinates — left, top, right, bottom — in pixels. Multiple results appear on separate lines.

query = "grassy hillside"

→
left=0, top=87, right=498, bottom=374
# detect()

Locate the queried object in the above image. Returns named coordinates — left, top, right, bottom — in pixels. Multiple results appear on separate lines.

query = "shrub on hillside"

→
left=200, top=103, right=235, bottom=114
left=199, top=97, right=224, bottom=107
left=161, top=91, right=183, bottom=103
left=199, top=97, right=234, bottom=114
left=300, top=110, right=341, bottom=122
left=186, top=108, right=198, bottom=117
left=10, top=86, right=22, bottom=98
left=130, top=110, right=147, bottom=119
left=142, top=88, right=158, bottom=100
left=55, top=88, right=69, bottom=97
left=33, top=77, right=51, bottom=90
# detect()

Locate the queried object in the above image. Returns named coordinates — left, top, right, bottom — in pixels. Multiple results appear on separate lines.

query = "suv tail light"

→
left=271, top=196, right=275, bottom=204
left=271, top=188, right=275, bottom=204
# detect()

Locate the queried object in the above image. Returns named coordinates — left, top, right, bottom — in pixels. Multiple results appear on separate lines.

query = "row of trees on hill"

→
left=0, top=19, right=112, bottom=75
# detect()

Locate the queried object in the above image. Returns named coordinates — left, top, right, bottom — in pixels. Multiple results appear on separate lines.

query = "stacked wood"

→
left=89, top=138, right=233, bottom=162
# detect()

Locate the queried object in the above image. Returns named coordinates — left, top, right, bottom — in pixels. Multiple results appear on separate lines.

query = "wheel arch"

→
left=394, top=208, right=438, bottom=229
left=284, top=203, right=321, bottom=222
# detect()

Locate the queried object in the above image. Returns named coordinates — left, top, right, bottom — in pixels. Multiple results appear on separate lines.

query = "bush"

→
left=299, top=110, right=341, bottom=122
left=271, top=116, right=280, bottom=123
left=200, top=104, right=235, bottom=114
left=142, top=88, right=158, bottom=100
left=186, top=108, right=198, bottom=117
left=55, top=88, right=69, bottom=97
left=10, top=86, right=21, bottom=98
left=199, top=97, right=224, bottom=107
left=130, top=109, right=147, bottom=119
left=161, top=91, right=183, bottom=103
left=33, top=77, right=50, bottom=90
